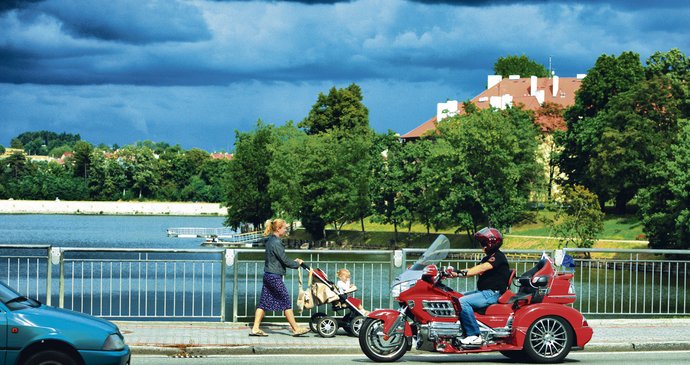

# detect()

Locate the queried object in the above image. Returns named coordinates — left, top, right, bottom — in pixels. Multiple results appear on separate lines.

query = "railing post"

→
left=390, top=250, right=404, bottom=308
left=220, top=249, right=231, bottom=322
left=57, top=248, right=65, bottom=308
left=231, top=250, right=239, bottom=322
left=45, top=247, right=53, bottom=306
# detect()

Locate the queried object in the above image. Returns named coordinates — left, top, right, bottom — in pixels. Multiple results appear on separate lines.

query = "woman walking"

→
left=250, top=218, right=310, bottom=337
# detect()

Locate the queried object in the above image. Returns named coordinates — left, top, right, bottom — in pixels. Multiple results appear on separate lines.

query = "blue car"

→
left=0, top=281, right=130, bottom=365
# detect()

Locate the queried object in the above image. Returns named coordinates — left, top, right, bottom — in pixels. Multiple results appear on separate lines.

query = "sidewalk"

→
left=117, top=318, right=690, bottom=356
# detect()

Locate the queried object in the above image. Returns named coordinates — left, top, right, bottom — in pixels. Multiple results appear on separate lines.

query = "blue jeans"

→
left=458, top=289, right=500, bottom=336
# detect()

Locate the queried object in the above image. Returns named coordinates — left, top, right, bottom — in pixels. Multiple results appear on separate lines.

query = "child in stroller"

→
left=307, top=266, right=368, bottom=338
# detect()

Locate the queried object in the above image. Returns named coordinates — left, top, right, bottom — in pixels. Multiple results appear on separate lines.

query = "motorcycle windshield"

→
left=410, top=234, right=451, bottom=271
left=392, top=235, right=450, bottom=287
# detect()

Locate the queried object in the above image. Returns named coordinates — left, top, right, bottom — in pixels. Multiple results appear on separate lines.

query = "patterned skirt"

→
left=257, top=272, right=292, bottom=311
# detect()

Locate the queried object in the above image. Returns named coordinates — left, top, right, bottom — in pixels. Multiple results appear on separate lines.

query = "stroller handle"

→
left=300, top=262, right=311, bottom=270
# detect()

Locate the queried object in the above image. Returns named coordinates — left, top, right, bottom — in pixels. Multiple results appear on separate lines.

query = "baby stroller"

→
left=302, top=264, right=367, bottom=338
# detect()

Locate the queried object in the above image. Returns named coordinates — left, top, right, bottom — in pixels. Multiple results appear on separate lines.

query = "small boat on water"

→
left=166, top=227, right=263, bottom=248
left=201, top=237, right=254, bottom=248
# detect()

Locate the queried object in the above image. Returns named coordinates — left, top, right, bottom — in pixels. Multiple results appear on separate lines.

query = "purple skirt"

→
left=257, top=272, right=292, bottom=311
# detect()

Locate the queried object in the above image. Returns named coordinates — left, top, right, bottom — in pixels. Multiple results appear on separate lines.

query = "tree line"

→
left=0, top=140, right=230, bottom=203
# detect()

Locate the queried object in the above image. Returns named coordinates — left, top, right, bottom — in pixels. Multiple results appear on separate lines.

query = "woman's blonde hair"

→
left=337, top=268, right=350, bottom=279
left=263, top=218, right=287, bottom=237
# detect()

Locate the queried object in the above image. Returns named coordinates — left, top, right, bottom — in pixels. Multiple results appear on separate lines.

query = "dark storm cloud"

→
left=0, top=0, right=43, bottom=12
left=409, top=0, right=686, bottom=10
left=35, top=0, right=211, bottom=44
left=1, top=0, right=688, bottom=149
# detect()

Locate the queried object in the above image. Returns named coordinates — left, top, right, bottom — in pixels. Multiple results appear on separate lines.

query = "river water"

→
left=0, top=214, right=228, bottom=248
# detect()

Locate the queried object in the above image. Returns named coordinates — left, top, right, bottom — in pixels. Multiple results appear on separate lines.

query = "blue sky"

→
left=1, top=0, right=688, bottom=152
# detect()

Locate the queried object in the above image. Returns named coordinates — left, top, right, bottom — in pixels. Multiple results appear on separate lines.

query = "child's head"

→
left=337, top=268, right=350, bottom=281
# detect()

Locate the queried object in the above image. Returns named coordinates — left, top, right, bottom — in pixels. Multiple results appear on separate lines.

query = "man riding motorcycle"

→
left=450, top=227, right=511, bottom=345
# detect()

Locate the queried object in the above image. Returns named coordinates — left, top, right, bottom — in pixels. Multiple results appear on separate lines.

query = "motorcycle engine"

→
left=416, top=322, right=462, bottom=351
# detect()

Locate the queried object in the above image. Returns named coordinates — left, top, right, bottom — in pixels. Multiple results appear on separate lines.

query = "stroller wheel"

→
left=316, top=316, right=339, bottom=338
left=348, top=315, right=366, bottom=337
left=309, top=312, right=327, bottom=333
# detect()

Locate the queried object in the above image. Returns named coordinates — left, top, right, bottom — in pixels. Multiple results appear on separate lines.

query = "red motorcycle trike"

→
left=359, top=235, right=593, bottom=363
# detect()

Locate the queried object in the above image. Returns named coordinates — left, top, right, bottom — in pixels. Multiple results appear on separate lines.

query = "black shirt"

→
left=476, top=250, right=511, bottom=293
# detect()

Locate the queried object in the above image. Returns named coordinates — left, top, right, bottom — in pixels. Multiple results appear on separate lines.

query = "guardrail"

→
left=1, top=245, right=688, bottom=321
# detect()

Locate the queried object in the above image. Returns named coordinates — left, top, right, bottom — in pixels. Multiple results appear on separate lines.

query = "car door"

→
left=0, top=306, right=6, bottom=365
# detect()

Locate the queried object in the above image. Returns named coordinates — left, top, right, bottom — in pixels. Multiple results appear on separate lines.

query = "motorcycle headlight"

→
left=391, top=280, right=416, bottom=300
left=102, top=333, right=125, bottom=351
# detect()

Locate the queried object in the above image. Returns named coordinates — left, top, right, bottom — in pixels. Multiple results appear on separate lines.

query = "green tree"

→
left=300, top=130, right=372, bottom=238
left=0, top=145, right=5, bottom=154
left=299, top=84, right=369, bottom=135
left=11, top=131, right=80, bottom=155
left=369, top=131, right=407, bottom=242
left=224, top=121, right=276, bottom=230
left=87, top=152, right=128, bottom=200
left=493, top=54, right=549, bottom=78
left=587, top=76, right=684, bottom=212
left=117, top=145, right=160, bottom=199
left=432, top=107, right=541, bottom=234
left=71, top=141, right=94, bottom=180
left=639, top=120, right=690, bottom=249
left=10, top=138, right=23, bottom=149
left=5, top=151, right=28, bottom=178
left=557, top=51, right=645, bottom=208
left=645, top=48, right=690, bottom=83
left=48, top=145, right=72, bottom=158
left=545, top=185, right=604, bottom=256
left=267, top=123, right=308, bottom=225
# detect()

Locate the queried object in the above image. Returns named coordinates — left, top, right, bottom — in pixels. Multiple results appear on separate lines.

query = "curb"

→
left=585, top=342, right=690, bottom=352
left=131, top=342, right=690, bottom=356
left=131, top=345, right=363, bottom=356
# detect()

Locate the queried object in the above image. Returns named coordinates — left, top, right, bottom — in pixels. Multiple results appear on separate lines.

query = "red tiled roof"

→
left=401, top=76, right=582, bottom=139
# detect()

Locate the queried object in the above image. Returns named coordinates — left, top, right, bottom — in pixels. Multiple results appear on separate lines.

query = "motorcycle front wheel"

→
left=358, top=318, right=408, bottom=362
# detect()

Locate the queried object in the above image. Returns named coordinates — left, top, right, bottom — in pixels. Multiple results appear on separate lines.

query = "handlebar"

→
left=441, top=266, right=467, bottom=278
left=300, top=262, right=311, bottom=270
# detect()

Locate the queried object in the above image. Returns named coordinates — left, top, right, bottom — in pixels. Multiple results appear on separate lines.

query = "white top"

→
left=336, top=279, right=350, bottom=294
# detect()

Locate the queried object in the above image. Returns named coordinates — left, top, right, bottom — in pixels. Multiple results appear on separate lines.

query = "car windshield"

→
left=0, top=281, right=39, bottom=309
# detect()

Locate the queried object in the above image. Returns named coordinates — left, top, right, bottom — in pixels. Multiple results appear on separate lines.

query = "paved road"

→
left=131, top=351, right=690, bottom=364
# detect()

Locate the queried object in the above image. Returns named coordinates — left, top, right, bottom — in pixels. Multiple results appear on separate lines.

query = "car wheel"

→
left=24, top=350, right=78, bottom=365
left=523, top=316, right=573, bottom=363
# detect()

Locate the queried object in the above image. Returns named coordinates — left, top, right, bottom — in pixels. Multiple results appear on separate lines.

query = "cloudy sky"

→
left=1, top=0, right=688, bottom=152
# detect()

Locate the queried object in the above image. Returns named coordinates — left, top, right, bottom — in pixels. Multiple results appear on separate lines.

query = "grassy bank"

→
left=287, top=211, right=648, bottom=251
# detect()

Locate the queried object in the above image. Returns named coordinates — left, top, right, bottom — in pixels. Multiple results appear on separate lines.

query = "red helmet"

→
left=474, top=227, right=503, bottom=253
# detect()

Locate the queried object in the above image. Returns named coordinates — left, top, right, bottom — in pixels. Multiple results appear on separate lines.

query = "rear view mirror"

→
left=533, top=276, right=549, bottom=287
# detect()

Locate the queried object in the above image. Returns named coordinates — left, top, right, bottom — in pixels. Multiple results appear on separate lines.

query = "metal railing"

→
left=1, top=245, right=689, bottom=321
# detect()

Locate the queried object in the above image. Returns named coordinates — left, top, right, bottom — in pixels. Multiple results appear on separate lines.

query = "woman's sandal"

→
left=249, top=329, right=268, bottom=337
left=292, top=327, right=310, bottom=336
